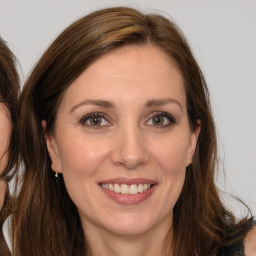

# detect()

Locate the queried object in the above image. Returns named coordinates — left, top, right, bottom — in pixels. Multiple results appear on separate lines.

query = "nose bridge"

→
left=111, top=119, right=148, bottom=169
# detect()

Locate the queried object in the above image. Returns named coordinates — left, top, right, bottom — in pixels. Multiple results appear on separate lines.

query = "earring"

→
left=55, top=172, right=58, bottom=178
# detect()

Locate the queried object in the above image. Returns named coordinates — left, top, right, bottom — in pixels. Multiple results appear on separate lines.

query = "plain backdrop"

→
left=0, top=0, right=255, bottom=216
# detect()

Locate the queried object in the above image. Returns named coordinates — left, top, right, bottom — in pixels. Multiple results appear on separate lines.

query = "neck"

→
left=83, top=218, right=173, bottom=256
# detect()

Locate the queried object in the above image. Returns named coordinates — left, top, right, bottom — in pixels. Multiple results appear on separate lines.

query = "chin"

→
left=101, top=212, right=158, bottom=236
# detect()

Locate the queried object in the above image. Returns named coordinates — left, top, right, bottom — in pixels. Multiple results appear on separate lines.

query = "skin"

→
left=44, top=45, right=201, bottom=256
left=244, top=226, right=256, bottom=256
left=0, top=102, right=11, bottom=208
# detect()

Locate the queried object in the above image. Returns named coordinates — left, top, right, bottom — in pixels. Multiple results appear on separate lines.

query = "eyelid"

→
left=78, top=111, right=176, bottom=129
left=79, top=112, right=111, bottom=127
left=145, top=111, right=176, bottom=127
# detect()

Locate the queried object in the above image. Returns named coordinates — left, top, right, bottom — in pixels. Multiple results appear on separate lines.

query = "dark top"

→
left=217, top=218, right=255, bottom=256
left=217, top=236, right=244, bottom=256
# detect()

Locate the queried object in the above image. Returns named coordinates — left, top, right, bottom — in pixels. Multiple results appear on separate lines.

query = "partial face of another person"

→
left=0, top=101, right=11, bottom=207
left=45, top=45, right=200, bottom=237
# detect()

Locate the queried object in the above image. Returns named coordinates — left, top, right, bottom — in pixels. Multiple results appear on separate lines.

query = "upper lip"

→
left=98, top=177, right=157, bottom=185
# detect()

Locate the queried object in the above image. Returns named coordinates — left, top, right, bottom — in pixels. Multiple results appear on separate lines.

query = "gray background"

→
left=0, top=0, right=255, bottom=216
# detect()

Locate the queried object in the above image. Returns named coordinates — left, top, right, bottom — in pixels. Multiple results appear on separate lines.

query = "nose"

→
left=110, top=124, right=149, bottom=170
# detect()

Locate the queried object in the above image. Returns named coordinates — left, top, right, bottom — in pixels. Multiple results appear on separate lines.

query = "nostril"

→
left=110, top=131, right=149, bottom=169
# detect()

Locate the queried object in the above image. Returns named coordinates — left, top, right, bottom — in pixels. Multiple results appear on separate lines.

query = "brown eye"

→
left=79, top=113, right=110, bottom=128
left=146, top=112, right=176, bottom=127
left=89, top=117, right=102, bottom=126
left=152, top=116, right=164, bottom=125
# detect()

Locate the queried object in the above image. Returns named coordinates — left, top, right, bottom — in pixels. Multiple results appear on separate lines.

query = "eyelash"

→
left=79, top=111, right=176, bottom=129
left=145, top=112, right=176, bottom=128
left=79, top=112, right=109, bottom=128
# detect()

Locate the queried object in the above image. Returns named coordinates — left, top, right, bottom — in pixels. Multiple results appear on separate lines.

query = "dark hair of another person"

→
left=0, top=37, right=19, bottom=255
left=14, top=7, right=251, bottom=256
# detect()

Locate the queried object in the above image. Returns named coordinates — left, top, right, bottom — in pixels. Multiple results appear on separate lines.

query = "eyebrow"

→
left=70, top=98, right=183, bottom=113
left=70, top=100, right=114, bottom=113
left=145, top=98, right=183, bottom=112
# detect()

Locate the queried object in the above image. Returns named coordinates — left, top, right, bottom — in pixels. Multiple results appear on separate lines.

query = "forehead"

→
left=59, top=45, right=186, bottom=109
left=86, top=44, right=182, bottom=80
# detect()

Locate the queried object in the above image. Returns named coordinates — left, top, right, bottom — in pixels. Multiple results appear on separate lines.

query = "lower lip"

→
left=100, top=185, right=156, bottom=205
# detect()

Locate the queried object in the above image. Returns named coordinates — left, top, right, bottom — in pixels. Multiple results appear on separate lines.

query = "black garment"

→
left=216, top=218, right=255, bottom=256
left=216, top=237, right=244, bottom=256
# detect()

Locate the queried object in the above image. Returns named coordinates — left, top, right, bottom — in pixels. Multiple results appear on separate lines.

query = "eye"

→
left=79, top=113, right=110, bottom=128
left=146, top=112, right=176, bottom=127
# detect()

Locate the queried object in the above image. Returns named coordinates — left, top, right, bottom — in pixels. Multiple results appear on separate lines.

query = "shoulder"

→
left=244, top=225, right=256, bottom=256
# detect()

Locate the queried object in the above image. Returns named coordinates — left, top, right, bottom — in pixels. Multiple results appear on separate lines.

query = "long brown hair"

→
left=0, top=37, right=19, bottom=256
left=14, top=7, right=251, bottom=256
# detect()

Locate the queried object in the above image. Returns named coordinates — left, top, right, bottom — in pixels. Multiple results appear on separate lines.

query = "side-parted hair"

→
left=14, top=7, right=251, bottom=256
left=0, top=37, right=19, bottom=255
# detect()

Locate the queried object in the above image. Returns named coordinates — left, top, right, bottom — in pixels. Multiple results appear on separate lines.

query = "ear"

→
left=186, top=119, right=201, bottom=166
left=41, top=120, right=62, bottom=174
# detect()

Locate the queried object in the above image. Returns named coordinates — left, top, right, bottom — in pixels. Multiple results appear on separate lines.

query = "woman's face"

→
left=0, top=101, right=11, bottom=207
left=45, top=45, right=200, bottom=237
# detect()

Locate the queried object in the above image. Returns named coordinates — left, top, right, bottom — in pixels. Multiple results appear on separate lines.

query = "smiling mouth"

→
left=100, top=183, right=154, bottom=195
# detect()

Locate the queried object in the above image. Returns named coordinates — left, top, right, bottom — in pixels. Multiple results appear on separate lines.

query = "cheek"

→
left=156, top=135, right=189, bottom=205
left=56, top=132, right=110, bottom=178
left=150, top=132, right=190, bottom=174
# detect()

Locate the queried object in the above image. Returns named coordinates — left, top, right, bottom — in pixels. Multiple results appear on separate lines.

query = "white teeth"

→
left=114, top=184, right=121, bottom=193
left=129, top=184, right=138, bottom=194
left=101, top=183, right=152, bottom=195
left=109, top=184, right=114, bottom=192
left=138, top=184, right=144, bottom=193
left=120, top=184, right=129, bottom=194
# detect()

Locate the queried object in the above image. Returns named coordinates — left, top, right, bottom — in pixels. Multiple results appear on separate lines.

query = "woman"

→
left=14, top=7, right=255, bottom=256
left=0, top=38, right=19, bottom=255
